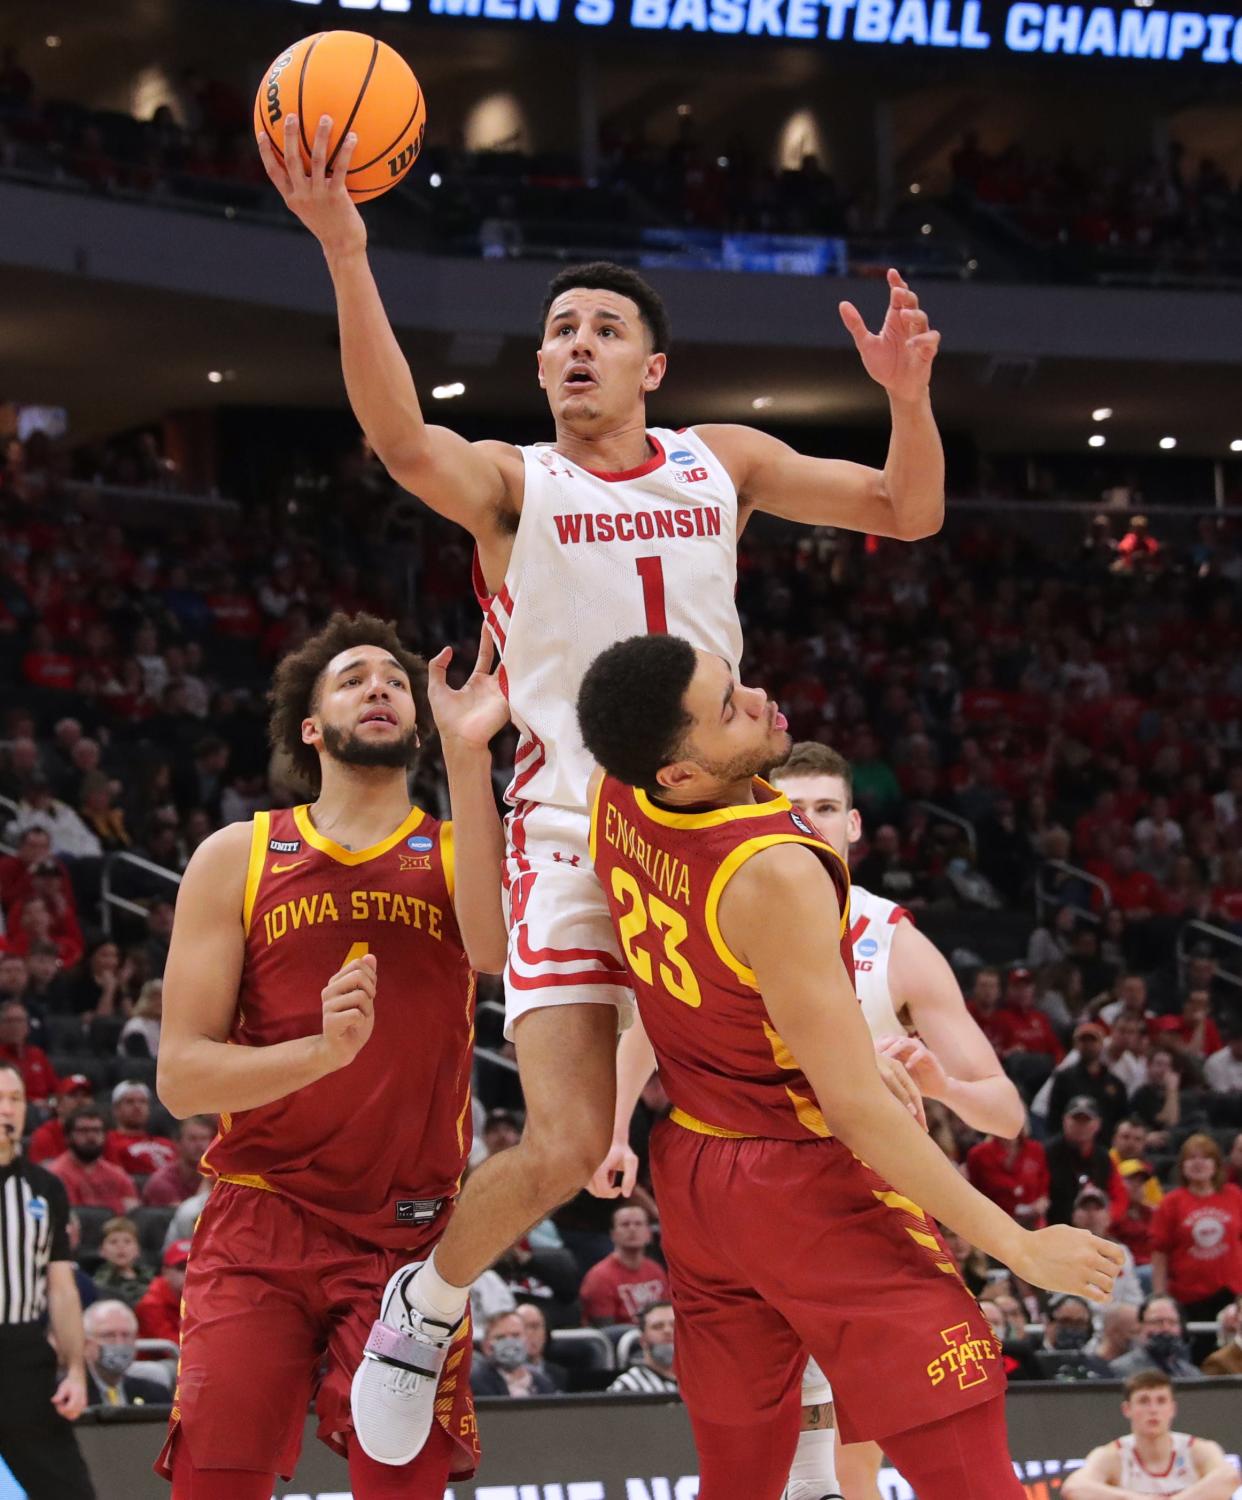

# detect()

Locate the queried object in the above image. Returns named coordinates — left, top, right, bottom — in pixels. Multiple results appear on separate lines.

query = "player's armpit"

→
left=1060, top=1444, right=1122, bottom=1498
left=384, top=430, right=521, bottom=550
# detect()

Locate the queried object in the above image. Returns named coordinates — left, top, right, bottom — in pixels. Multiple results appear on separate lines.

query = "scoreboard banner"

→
left=75, top=1382, right=1242, bottom=1499
left=254, top=0, right=1242, bottom=65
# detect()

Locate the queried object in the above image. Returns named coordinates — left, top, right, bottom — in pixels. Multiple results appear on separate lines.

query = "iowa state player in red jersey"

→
left=576, top=635, right=1124, bottom=1500
left=154, top=612, right=509, bottom=1500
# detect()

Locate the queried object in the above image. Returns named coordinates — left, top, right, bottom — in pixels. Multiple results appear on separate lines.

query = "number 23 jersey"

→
left=475, top=427, right=743, bottom=812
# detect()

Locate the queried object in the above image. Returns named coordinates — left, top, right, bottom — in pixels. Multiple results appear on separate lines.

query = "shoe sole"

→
left=350, top=1261, right=434, bottom=1467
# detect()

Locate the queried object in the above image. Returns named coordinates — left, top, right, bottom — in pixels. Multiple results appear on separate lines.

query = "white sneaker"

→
left=782, top=1488, right=844, bottom=1500
left=350, top=1261, right=462, bottom=1466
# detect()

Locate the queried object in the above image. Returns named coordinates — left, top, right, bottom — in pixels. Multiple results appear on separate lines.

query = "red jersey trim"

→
left=243, top=812, right=270, bottom=936
left=579, top=433, right=667, bottom=483
left=292, top=803, right=426, bottom=867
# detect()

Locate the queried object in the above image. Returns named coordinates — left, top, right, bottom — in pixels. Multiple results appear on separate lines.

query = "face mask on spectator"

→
left=1145, top=1332, right=1189, bottom=1367
left=649, top=1341, right=675, bottom=1368
left=491, top=1336, right=528, bottom=1371
left=97, top=1343, right=135, bottom=1377
left=1053, top=1325, right=1089, bottom=1352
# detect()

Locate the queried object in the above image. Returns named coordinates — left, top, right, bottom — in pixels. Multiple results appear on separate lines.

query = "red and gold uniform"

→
left=589, top=777, right=1006, bottom=1461
left=157, top=805, right=478, bottom=1487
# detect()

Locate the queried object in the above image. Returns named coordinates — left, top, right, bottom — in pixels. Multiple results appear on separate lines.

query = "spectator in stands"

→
left=141, top=902, right=174, bottom=979
left=8, top=770, right=103, bottom=860
left=0, top=998, right=56, bottom=1103
left=1040, top=1293, right=1113, bottom=1378
left=1027, top=904, right=1077, bottom=969
left=1112, top=1160, right=1158, bottom=1268
left=1109, top=1296, right=1204, bottom=1381
left=27, top=1073, right=94, bottom=1163
left=0, top=955, right=41, bottom=1045
left=47, top=1105, right=138, bottom=1213
left=482, top=1108, right=522, bottom=1155
left=1099, top=1016, right=1150, bottom=1097
left=1130, top=1046, right=1182, bottom=1138
left=517, top=1303, right=567, bottom=1393
left=1114, top=515, right=1160, bottom=574
left=978, top=1297, right=1042, bottom=1381
left=490, top=1235, right=582, bottom=1332
left=469, top=1309, right=557, bottom=1399
left=1150, top=1134, right=1242, bottom=1329
left=23, top=940, right=70, bottom=1016
left=1110, top=1121, right=1163, bottom=1203
left=106, top=1080, right=174, bottom=1177
left=965, top=966, right=1006, bottom=1053
left=79, top=772, right=131, bottom=853
left=1070, top=1186, right=1143, bottom=1305
left=1153, top=990, right=1224, bottom=1064
left=1046, top=1096, right=1124, bottom=1225
left=7, top=860, right=83, bottom=967
left=850, top=822, right=920, bottom=905
left=608, top=1302, right=678, bottom=1395
left=91, top=1216, right=153, bottom=1309
left=1201, top=1294, right=1242, bottom=1376
left=141, top=1114, right=214, bottom=1207
left=996, top=966, right=1064, bottom=1097
left=1203, top=1030, right=1242, bottom=1127
left=83, top=1300, right=167, bottom=1409
left=579, top=1205, right=670, bottom=1327
left=1046, top=1022, right=1129, bottom=1136
left=1096, top=973, right=1154, bottom=1029
left=118, top=979, right=162, bottom=1058
left=135, top=1239, right=188, bottom=1343
left=965, top=1126, right=1049, bottom=1227
left=1088, top=1302, right=1140, bottom=1366
left=62, top=940, right=135, bottom=1019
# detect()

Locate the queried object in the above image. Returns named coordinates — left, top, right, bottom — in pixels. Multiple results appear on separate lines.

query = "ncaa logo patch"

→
left=27, top=1195, right=47, bottom=1222
left=407, top=835, right=434, bottom=853
left=856, top=938, right=879, bottom=959
left=668, top=449, right=696, bottom=466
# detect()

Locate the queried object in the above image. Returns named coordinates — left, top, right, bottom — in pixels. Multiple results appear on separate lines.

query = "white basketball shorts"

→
left=502, top=801, right=636, bottom=1040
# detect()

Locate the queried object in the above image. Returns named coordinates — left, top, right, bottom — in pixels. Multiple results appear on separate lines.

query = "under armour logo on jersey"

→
left=552, top=852, right=581, bottom=866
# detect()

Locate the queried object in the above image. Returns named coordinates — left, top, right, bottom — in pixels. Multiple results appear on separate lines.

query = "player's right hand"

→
left=588, top=1140, right=639, bottom=1199
left=257, top=113, right=367, bottom=259
left=320, top=953, right=377, bottom=1070
left=875, top=1053, right=927, bottom=1130
left=1009, top=1224, right=1125, bottom=1304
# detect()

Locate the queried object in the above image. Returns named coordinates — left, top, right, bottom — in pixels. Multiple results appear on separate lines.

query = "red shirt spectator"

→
left=965, top=968, right=1007, bottom=1054
left=1111, top=1162, right=1157, bottom=1267
left=136, top=1241, right=190, bottom=1342
left=1151, top=1183, right=1242, bottom=1309
left=0, top=829, right=71, bottom=916
left=26, top=1074, right=95, bottom=1164
left=1150, top=991, right=1223, bottom=1060
left=579, top=1205, right=670, bottom=1326
left=106, top=1080, right=175, bottom=1176
left=1094, top=846, right=1161, bottom=915
left=8, top=864, right=84, bottom=968
left=141, top=1115, right=216, bottom=1207
left=965, top=1135, right=1050, bottom=1224
left=993, top=970, right=1064, bottom=1062
left=46, top=1107, right=139, bottom=1213
left=0, top=1000, right=58, bottom=1102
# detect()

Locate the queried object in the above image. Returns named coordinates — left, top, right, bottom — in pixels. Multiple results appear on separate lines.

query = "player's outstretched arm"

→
left=882, top=921, right=1026, bottom=1138
left=257, top=114, right=516, bottom=538
left=720, top=843, right=1124, bottom=1303
left=158, top=824, right=375, bottom=1117
left=428, top=629, right=509, bottom=973
left=1183, top=1443, right=1242, bottom=1500
left=1061, top=1445, right=1131, bottom=1499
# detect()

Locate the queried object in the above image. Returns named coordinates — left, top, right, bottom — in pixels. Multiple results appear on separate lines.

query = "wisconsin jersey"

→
left=202, top=805, right=476, bottom=1249
left=590, top=776, right=852, bottom=1140
left=849, top=884, right=912, bottom=1039
left=1116, top=1433, right=1199, bottom=1494
left=475, top=427, right=743, bottom=811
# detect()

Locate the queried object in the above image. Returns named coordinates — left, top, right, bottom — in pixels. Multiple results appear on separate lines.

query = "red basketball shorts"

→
left=154, top=1182, right=478, bottom=1481
left=650, top=1120, right=1006, bottom=1446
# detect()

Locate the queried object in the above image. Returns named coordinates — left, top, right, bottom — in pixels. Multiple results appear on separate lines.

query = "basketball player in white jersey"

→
left=592, top=740, right=1023, bottom=1500
left=1063, top=1371, right=1238, bottom=1498
left=258, top=112, right=946, bottom=1464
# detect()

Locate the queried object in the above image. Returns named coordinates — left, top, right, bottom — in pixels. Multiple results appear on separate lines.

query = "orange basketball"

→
left=254, top=31, right=425, bottom=203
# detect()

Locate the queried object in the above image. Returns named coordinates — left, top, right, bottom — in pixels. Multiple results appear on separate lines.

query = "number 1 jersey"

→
left=474, top=427, right=743, bottom=812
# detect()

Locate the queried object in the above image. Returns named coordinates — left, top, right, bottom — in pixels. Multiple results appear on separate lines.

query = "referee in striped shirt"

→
left=607, top=1302, right=680, bottom=1396
left=0, top=1062, right=95, bottom=1499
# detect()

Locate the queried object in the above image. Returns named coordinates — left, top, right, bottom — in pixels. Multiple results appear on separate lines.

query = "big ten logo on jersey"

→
left=261, top=888, right=446, bottom=947
left=925, top=1322, right=996, bottom=1390
left=855, top=936, right=879, bottom=973
left=668, top=446, right=708, bottom=485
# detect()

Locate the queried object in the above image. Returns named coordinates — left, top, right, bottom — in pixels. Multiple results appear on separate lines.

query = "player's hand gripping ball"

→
left=255, top=31, right=425, bottom=202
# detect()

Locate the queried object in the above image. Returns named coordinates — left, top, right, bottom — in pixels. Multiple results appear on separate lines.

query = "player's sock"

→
left=785, top=1426, right=842, bottom=1500
left=882, top=1395, right=1024, bottom=1500
left=407, top=1248, right=469, bottom=1325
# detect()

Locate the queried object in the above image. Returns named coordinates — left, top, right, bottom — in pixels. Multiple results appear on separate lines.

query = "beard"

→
left=696, top=729, right=793, bottom=787
left=321, top=720, right=419, bottom=771
left=72, top=1142, right=105, bottom=1164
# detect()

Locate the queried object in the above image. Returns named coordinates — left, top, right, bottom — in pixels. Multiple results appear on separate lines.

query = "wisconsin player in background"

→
left=259, top=108, right=947, bottom=1464
left=770, top=741, right=1025, bottom=1500
left=576, top=634, right=1121, bottom=1500
left=1063, top=1371, right=1238, bottom=1498
left=154, top=612, right=509, bottom=1499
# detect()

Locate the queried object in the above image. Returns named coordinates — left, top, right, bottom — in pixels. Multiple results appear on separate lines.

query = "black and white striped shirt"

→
left=0, top=1157, right=71, bottom=1326
left=607, top=1365, right=680, bottom=1395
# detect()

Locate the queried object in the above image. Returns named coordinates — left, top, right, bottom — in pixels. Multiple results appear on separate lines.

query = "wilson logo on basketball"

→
left=388, top=143, right=416, bottom=179
left=264, top=51, right=295, bottom=127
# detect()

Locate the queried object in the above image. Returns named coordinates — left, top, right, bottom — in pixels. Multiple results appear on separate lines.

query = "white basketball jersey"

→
left=477, top=427, right=743, bottom=811
left=848, top=884, right=911, bottom=1038
left=1115, top=1433, right=1198, bottom=1494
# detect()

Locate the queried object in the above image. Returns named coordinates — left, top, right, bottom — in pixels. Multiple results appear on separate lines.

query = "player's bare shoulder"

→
left=690, top=423, right=788, bottom=493
left=175, top=820, right=254, bottom=915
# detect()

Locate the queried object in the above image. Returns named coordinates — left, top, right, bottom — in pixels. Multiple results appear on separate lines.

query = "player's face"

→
left=538, top=289, right=665, bottom=429
left=768, top=771, right=861, bottom=856
left=307, top=645, right=419, bottom=771
left=0, top=1067, right=25, bottom=1151
left=1123, top=1386, right=1175, bottom=1437
left=659, top=652, right=791, bottom=799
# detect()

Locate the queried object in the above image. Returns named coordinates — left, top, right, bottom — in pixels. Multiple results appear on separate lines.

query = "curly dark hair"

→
left=576, top=634, right=696, bottom=793
left=267, top=611, right=428, bottom=792
left=541, top=261, right=670, bottom=353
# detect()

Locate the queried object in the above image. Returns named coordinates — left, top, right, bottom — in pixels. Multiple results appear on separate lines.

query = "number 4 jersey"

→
left=201, top=805, right=476, bottom=1249
left=590, top=775, right=854, bottom=1140
left=474, top=428, right=743, bottom=812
